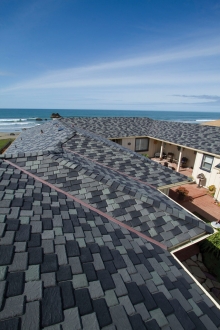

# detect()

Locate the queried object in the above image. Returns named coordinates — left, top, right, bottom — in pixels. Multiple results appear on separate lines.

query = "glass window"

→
left=135, top=138, right=149, bottom=151
left=201, top=155, right=214, bottom=171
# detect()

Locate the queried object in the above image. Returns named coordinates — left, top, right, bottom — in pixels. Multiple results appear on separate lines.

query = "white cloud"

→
left=1, top=38, right=220, bottom=93
left=1, top=37, right=220, bottom=111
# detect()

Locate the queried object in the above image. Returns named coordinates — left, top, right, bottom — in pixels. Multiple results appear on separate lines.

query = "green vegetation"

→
left=0, top=139, right=14, bottom=153
left=142, top=153, right=149, bottom=158
left=200, top=231, right=220, bottom=281
left=200, top=231, right=220, bottom=258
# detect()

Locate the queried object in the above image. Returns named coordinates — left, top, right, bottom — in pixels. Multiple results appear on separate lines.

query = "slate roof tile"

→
left=187, top=311, right=209, bottom=330
left=0, top=317, right=20, bottom=330
left=41, top=286, right=63, bottom=327
left=0, top=295, right=25, bottom=320
left=75, top=288, right=93, bottom=316
left=56, top=265, right=72, bottom=282
left=0, top=245, right=14, bottom=265
left=21, top=300, right=40, bottom=330
left=6, top=272, right=25, bottom=297
left=169, top=299, right=196, bottom=330
left=58, top=281, right=75, bottom=310
left=41, top=254, right=58, bottom=273
left=97, top=269, right=115, bottom=291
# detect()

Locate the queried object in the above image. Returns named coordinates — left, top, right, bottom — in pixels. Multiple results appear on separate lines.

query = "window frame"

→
left=135, top=137, right=149, bottom=152
left=200, top=154, right=214, bottom=172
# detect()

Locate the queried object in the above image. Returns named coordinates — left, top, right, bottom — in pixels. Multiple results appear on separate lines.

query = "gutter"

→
left=171, top=241, right=220, bottom=310
left=109, top=135, right=220, bottom=159
left=157, top=180, right=193, bottom=192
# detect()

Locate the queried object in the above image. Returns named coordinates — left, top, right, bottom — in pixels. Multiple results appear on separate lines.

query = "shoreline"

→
left=0, top=131, right=20, bottom=140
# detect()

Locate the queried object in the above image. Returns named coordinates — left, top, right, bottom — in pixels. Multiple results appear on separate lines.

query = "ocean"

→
left=0, top=108, right=219, bottom=132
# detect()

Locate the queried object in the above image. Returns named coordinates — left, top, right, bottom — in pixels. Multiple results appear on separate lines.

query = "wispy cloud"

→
left=173, top=94, right=220, bottom=103
left=37, top=40, right=220, bottom=74
left=2, top=39, right=220, bottom=93
left=1, top=36, right=220, bottom=112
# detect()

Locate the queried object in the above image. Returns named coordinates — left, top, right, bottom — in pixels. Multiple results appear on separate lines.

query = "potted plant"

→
left=208, top=185, right=216, bottom=197
left=176, top=186, right=189, bottom=201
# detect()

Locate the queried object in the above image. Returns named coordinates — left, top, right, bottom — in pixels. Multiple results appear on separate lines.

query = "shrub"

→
left=176, top=186, right=189, bottom=196
left=200, top=231, right=220, bottom=258
left=209, top=185, right=216, bottom=193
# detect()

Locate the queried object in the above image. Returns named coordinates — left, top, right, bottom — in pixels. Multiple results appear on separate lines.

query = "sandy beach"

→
left=201, top=119, right=220, bottom=126
left=0, top=132, right=20, bottom=140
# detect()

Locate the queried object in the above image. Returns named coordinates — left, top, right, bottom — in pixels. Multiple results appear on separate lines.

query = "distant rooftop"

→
left=65, top=117, right=220, bottom=156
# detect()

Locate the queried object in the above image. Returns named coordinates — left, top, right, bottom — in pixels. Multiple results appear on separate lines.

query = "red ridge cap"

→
left=4, top=159, right=167, bottom=250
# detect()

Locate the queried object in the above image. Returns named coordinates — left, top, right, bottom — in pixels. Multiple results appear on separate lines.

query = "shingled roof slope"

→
left=6, top=119, right=74, bottom=154
left=1, top=119, right=219, bottom=328
left=6, top=149, right=212, bottom=250
left=3, top=120, right=212, bottom=250
left=6, top=119, right=190, bottom=189
left=67, top=117, right=220, bottom=155
left=62, top=125, right=189, bottom=188
left=0, top=159, right=220, bottom=329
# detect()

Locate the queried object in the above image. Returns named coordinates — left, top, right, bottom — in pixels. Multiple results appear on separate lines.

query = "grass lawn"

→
left=0, top=139, right=14, bottom=152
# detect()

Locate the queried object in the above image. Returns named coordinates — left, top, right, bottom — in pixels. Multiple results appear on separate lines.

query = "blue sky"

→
left=0, top=0, right=220, bottom=111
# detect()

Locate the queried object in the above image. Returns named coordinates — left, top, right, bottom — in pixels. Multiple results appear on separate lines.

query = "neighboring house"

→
left=70, top=117, right=220, bottom=199
left=0, top=118, right=220, bottom=329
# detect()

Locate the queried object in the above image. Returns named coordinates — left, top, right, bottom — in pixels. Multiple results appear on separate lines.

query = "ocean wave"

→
left=0, top=117, right=38, bottom=122
left=0, top=122, right=36, bottom=126
left=0, top=118, right=28, bottom=122
left=0, top=125, right=38, bottom=132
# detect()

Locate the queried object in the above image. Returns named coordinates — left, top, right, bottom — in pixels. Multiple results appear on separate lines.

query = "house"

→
left=69, top=117, right=220, bottom=199
left=0, top=118, right=220, bottom=329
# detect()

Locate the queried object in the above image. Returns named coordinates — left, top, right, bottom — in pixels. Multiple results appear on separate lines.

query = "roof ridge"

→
left=4, top=158, right=168, bottom=250
left=51, top=148, right=211, bottom=232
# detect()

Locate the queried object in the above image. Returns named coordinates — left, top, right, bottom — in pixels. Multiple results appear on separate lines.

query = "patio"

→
left=151, top=157, right=193, bottom=177
left=169, top=183, right=220, bottom=223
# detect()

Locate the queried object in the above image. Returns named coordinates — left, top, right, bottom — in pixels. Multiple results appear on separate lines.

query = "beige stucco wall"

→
left=192, top=152, right=220, bottom=198
left=180, top=149, right=196, bottom=168
left=121, top=137, right=135, bottom=151
left=121, top=137, right=152, bottom=154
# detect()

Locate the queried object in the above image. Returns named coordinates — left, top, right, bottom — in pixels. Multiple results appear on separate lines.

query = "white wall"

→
left=192, top=152, right=220, bottom=198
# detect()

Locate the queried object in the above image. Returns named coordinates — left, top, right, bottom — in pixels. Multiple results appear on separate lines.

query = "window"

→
left=201, top=154, right=214, bottom=171
left=135, top=138, right=149, bottom=152
left=112, top=139, right=122, bottom=145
